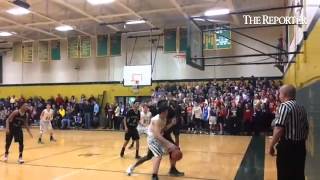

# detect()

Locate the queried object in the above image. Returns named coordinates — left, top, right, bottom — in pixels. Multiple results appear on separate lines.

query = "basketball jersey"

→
left=11, top=111, right=27, bottom=128
left=147, top=114, right=167, bottom=137
left=140, top=111, right=152, bottom=126
left=126, top=109, right=140, bottom=129
left=41, top=109, right=53, bottom=121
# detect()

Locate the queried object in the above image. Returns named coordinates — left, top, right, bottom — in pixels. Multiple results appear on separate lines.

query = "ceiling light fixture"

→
left=126, top=20, right=146, bottom=25
left=0, top=32, right=15, bottom=37
left=87, top=0, right=115, bottom=5
left=6, top=7, right=30, bottom=16
left=193, top=18, right=205, bottom=22
left=55, top=25, right=74, bottom=32
left=204, top=8, right=230, bottom=16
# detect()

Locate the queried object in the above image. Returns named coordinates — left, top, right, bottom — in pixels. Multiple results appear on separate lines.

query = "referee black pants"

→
left=276, top=140, right=306, bottom=180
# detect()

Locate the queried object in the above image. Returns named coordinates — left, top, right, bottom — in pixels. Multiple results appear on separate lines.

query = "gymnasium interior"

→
left=0, top=0, right=319, bottom=179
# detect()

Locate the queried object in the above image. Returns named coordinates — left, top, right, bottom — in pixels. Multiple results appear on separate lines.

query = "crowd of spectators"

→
left=151, top=76, right=282, bottom=135
left=0, top=76, right=282, bottom=136
left=0, top=94, right=101, bottom=129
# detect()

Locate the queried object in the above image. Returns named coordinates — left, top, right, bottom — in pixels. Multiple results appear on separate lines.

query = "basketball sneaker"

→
left=152, top=174, right=159, bottom=180
left=169, top=167, right=184, bottom=177
left=3, top=154, right=8, bottom=163
left=38, top=138, right=44, bottom=144
left=126, top=165, right=134, bottom=176
left=50, top=136, right=57, bottom=142
left=18, top=157, right=24, bottom=164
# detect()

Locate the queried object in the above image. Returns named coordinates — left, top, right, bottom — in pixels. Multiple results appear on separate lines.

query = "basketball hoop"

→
left=131, top=74, right=142, bottom=94
left=132, top=80, right=139, bottom=94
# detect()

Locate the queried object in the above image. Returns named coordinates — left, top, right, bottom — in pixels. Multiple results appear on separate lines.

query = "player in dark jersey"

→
left=3, top=103, right=33, bottom=164
left=170, top=100, right=182, bottom=146
left=120, top=102, right=141, bottom=159
left=126, top=100, right=184, bottom=177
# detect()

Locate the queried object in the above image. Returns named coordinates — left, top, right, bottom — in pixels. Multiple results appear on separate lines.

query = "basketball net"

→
left=132, top=80, right=139, bottom=94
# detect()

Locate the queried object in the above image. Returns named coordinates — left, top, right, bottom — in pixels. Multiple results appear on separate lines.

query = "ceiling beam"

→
left=0, top=16, right=62, bottom=39
left=168, top=0, right=189, bottom=19
left=0, top=3, right=217, bottom=30
left=51, top=0, right=120, bottom=31
left=116, top=1, right=156, bottom=28
left=4, top=1, right=94, bottom=37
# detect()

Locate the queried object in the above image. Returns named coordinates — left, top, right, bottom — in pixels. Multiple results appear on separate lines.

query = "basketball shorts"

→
left=7, top=127, right=23, bottom=143
left=125, top=128, right=140, bottom=141
left=137, top=124, right=148, bottom=135
left=40, top=120, right=53, bottom=133
left=209, top=116, right=217, bottom=125
left=147, top=136, right=166, bottom=157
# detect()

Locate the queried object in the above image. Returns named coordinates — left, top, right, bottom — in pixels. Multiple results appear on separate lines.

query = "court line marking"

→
left=7, top=163, right=218, bottom=180
left=182, top=150, right=245, bottom=156
left=52, top=145, right=149, bottom=180
left=0, top=144, right=226, bottom=180
left=26, top=145, right=92, bottom=163
left=20, top=144, right=219, bottom=180
left=0, top=143, right=60, bottom=158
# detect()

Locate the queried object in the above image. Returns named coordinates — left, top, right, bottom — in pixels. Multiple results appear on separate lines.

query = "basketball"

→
left=170, top=148, right=183, bottom=161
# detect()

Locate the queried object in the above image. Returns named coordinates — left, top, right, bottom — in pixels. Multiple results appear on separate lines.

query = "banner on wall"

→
left=51, top=40, right=61, bottom=60
left=22, top=42, right=33, bottom=63
left=12, top=42, right=22, bottom=62
left=38, top=41, right=49, bottom=62
left=68, top=37, right=80, bottom=59
left=80, top=36, right=91, bottom=58
left=97, top=35, right=109, bottom=57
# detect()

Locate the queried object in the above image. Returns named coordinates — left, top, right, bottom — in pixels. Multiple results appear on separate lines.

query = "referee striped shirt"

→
left=275, top=100, right=309, bottom=141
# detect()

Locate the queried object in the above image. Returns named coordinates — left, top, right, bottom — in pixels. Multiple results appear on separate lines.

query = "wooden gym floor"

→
left=0, top=129, right=277, bottom=180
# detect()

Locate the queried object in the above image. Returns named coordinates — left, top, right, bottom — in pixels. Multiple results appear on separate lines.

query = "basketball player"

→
left=127, top=101, right=184, bottom=178
left=128, top=104, right=152, bottom=149
left=38, top=103, right=56, bottom=144
left=138, top=104, right=152, bottom=135
left=120, top=102, right=141, bottom=159
left=3, top=103, right=33, bottom=164
left=170, top=100, right=182, bottom=146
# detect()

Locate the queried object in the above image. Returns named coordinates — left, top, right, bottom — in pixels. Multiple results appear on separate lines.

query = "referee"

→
left=269, top=84, right=309, bottom=180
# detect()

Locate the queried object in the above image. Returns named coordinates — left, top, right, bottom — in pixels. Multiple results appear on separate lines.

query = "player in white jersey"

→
left=126, top=101, right=184, bottom=178
left=129, top=103, right=152, bottom=149
left=147, top=100, right=178, bottom=180
left=38, top=104, right=56, bottom=144
left=138, top=104, right=152, bottom=135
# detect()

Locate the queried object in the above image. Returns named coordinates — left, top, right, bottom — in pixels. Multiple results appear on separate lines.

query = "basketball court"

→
left=0, top=0, right=319, bottom=180
left=0, top=129, right=278, bottom=180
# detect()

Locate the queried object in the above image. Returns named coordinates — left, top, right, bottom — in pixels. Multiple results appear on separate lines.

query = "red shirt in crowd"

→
left=187, top=106, right=193, bottom=115
left=269, top=100, right=277, bottom=114
left=243, top=108, right=253, bottom=122
left=55, top=96, right=64, bottom=105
